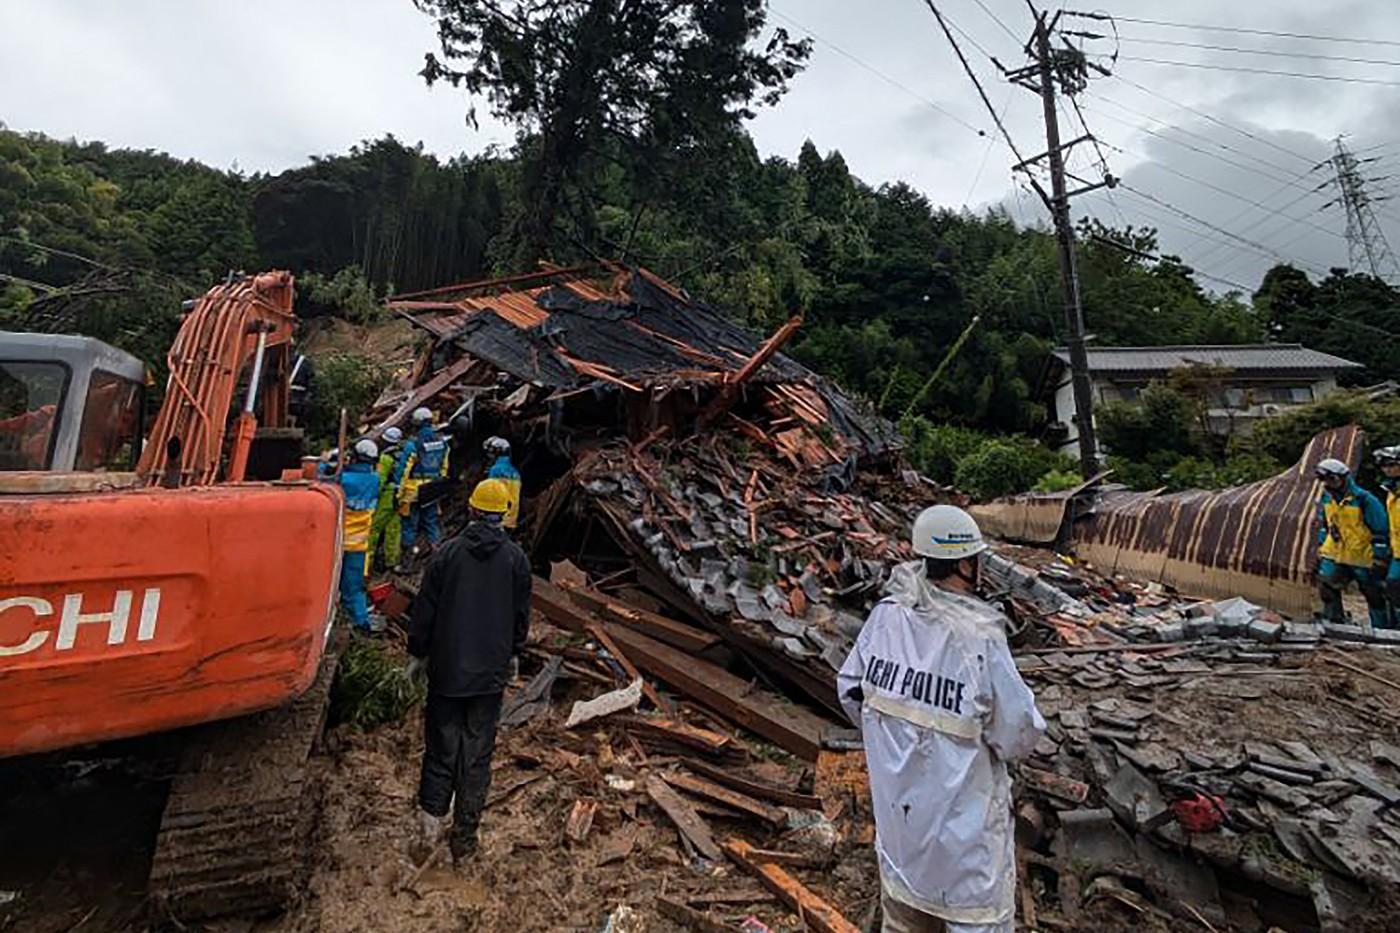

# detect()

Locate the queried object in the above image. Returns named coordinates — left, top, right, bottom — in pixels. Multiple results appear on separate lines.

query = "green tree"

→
left=414, top=0, right=810, bottom=266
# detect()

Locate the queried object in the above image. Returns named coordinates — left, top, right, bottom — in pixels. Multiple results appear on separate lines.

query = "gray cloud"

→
left=3, top=0, right=1400, bottom=292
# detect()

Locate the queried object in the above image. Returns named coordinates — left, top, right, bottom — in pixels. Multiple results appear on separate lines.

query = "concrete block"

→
left=1154, top=621, right=1185, bottom=643
left=1322, top=622, right=1370, bottom=642
left=1281, top=622, right=1323, bottom=642
left=1246, top=618, right=1284, bottom=643
left=1183, top=617, right=1219, bottom=639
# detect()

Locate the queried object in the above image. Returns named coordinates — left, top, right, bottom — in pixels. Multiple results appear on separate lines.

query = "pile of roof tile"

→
left=370, top=263, right=934, bottom=714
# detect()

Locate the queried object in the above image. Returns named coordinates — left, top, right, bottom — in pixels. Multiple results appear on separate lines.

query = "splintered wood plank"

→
left=721, top=838, right=860, bottom=933
left=646, top=775, right=722, bottom=862
left=661, top=771, right=787, bottom=827
left=681, top=758, right=824, bottom=811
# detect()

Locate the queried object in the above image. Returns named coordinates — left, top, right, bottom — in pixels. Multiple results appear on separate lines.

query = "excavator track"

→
left=147, top=631, right=344, bottom=922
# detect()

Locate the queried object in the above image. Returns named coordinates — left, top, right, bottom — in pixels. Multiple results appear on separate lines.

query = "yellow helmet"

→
left=468, top=478, right=512, bottom=515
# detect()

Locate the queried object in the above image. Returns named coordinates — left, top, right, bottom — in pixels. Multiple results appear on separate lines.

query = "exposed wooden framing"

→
left=679, top=758, right=824, bottom=811
left=646, top=775, right=722, bottom=861
left=722, top=838, right=860, bottom=933
left=660, top=771, right=787, bottom=827
left=605, top=625, right=829, bottom=760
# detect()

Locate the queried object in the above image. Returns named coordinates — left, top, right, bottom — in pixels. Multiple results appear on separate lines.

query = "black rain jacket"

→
left=408, top=521, right=532, bottom=697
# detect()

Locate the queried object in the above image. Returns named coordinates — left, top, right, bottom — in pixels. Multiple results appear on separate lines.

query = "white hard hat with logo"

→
left=912, top=504, right=987, bottom=560
left=1314, top=458, right=1350, bottom=478
left=353, top=438, right=379, bottom=461
left=382, top=426, right=403, bottom=445
left=412, top=407, right=433, bottom=424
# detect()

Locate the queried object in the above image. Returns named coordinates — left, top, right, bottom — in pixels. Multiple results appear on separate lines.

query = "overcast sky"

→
left=3, top=0, right=1400, bottom=292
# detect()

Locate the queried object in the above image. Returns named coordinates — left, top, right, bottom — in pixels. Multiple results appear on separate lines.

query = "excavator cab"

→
left=0, top=332, right=146, bottom=474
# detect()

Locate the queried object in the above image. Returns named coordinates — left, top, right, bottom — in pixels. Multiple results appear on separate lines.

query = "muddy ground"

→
left=7, top=642, right=1400, bottom=932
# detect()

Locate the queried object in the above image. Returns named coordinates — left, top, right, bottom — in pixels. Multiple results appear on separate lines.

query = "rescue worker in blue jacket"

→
left=396, top=407, right=450, bottom=561
left=1315, top=457, right=1391, bottom=628
left=334, top=438, right=382, bottom=633
left=1375, top=446, right=1400, bottom=627
left=483, top=436, right=522, bottom=531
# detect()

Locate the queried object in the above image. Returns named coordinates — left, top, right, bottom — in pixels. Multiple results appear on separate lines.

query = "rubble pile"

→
left=349, top=263, right=1400, bottom=931
left=373, top=263, right=932, bottom=714
left=1012, top=635, right=1400, bottom=932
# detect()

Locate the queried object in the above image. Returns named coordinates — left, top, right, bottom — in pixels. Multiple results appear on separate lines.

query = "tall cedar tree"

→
left=414, top=0, right=810, bottom=268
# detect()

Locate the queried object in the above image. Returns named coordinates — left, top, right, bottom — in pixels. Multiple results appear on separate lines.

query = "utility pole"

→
left=1327, top=137, right=1400, bottom=285
left=1004, top=8, right=1113, bottom=477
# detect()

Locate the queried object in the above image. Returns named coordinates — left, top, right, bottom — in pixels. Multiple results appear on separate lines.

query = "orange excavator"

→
left=0, top=271, right=344, bottom=919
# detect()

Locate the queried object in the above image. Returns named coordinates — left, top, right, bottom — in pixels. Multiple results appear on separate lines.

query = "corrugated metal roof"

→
left=1050, top=344, right=1363, bottom=373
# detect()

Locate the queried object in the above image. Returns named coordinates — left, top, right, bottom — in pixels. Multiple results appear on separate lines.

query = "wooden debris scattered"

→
left=681, top=757, right=824, bottom=811
left=565, top=799, right=598, bottom=844
left=656, top=896, right=740, bottom=933
left=722, top=838, right=861, bottom=933
left=661, top=771, right=788, bottom=828
left=606, top=624, right=827, bottom=760
left=621, top=716, right=747, bottom=763
left=646, top=775, right=723, bottom=861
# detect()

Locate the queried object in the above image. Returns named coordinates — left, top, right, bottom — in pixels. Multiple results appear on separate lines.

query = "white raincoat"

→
left=838, top=562, right=1045, bottom=930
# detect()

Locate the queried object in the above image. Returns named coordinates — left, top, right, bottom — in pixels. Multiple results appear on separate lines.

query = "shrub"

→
left=1234, top=392, right=1400, bottom=486
left=331, top=636, right=425, bottom=730
left=1097, top=381, right=1206, bottom=462
left=954, top=438, right=1075, bottom=500
left=899, top=416, right=988, bottom=485
left=300, top=265, right=384, bottom=324
left=306, top=351, right=391, bottom=448
left=1033, top=469, right=1084, bottom=493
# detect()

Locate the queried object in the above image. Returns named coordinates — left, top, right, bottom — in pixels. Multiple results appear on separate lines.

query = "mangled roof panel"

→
left=387, top=263, right=902, bottom=458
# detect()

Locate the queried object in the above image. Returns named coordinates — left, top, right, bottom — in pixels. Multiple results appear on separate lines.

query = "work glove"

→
left=406, top=656, right=428, bottom=685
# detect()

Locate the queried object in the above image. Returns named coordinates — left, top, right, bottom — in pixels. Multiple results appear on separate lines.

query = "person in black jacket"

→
left=407, top=477, right=530, bottom=862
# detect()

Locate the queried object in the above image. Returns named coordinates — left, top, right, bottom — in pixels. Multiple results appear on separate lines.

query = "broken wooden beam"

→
left=605, top=624, right=829, bottom=760
left=646, top=774, right=722, bottom=861
left=655, top=896, right=739, bottom=933
left=621, top=716, right=746, bottom=762
left=1019, top=766, right=1090, bottom=804
left=661, top=771, right=788, bottom=828
left=560, top=581, right=721, bottom=654
left=681, top=757, right=824, bottom=811
left=722, top=838, right=860, bottom=933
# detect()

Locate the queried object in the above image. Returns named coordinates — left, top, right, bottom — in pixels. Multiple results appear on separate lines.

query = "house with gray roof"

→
left=1046, top=344, right=1364, bottom=460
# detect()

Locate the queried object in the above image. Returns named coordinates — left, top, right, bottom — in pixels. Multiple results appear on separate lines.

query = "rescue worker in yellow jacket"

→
left=1375, top=446, right=1400, bottom=627
left=395, top=407, right=450, bottom=564
left=319, top=438, right=382, bottom=633
left=1315, top=458, right=1391, bottom=628
left=367, top=425, right=404, bottom=575
left=483, top=436, right=522, bottom=530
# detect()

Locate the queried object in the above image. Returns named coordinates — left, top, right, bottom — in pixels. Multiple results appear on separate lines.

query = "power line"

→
left=1111, top=73, right=1317, bottom=167
left=920, top=0, right=1032, bottom=165
left=1118, top=57, right=1400, bottom=88
left=1088, top=232, right=1257, bottom=292
left=767, top=6, right=992, bottom=139
left=1190, top=177, right=1331, bottom=266
left=966, top=0, right=1022, bottom=44
left=1118, top=36, right=1400, bottom=68
left=1081, top=101, right=1307, bottom=189
left=1081, top=15, right=1400, bottom=49
left=1092, top=135, right=1347, bottom=245
left=1115, top=184, right=1332, bottom=276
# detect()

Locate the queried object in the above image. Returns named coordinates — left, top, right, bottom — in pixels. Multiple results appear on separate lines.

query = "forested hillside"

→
left=12, top=126, right=1384, bottom=431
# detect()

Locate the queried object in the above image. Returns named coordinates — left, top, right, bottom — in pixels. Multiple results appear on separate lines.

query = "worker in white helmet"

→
left=838, top=505, right=1045, bottom=933
left=395, top=407, right=451, bottom=564
left=1314, top=457, right=1391, bottom=627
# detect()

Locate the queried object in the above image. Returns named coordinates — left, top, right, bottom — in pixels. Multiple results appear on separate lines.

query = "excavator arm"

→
left=137, top=271, right=297, bottom=486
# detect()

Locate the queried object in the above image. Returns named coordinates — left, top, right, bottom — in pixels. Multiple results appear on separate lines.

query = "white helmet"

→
left=353, top=438, right=379, bottom=462
left=912, top=505, right=987, bottom=560
left=1315, top=458, right=1350, bottom=478
left=382, top=426, right=403, bottom=445
left=412, top=407, right=433, bottom=425
left=483, top=436, right=511, bottom=458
